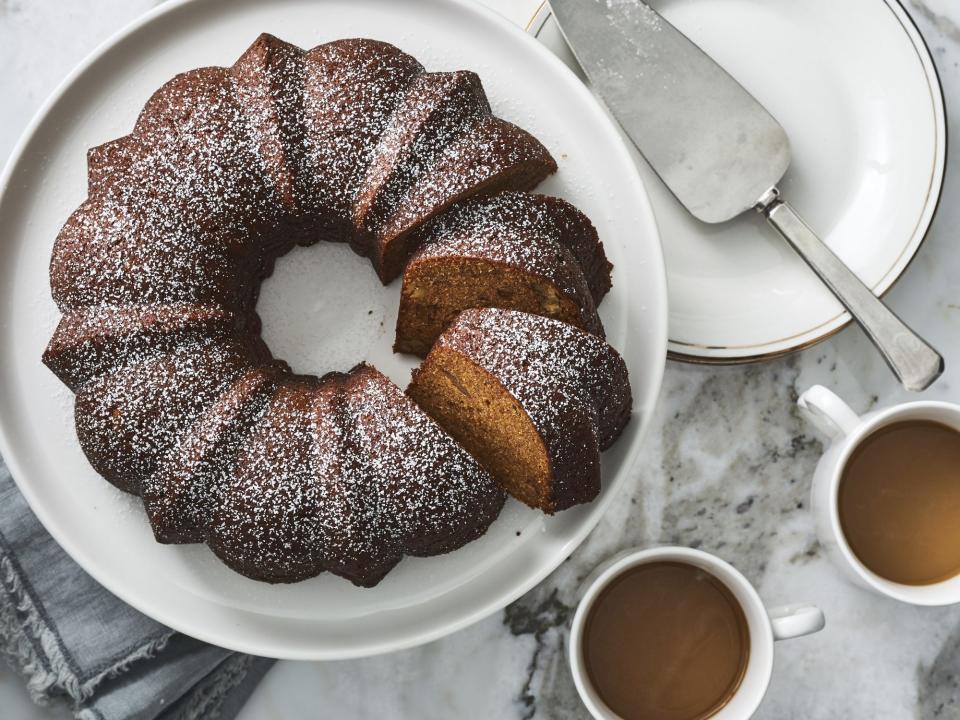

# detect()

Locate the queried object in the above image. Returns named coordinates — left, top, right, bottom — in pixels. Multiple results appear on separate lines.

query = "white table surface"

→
left=4, top=0, right=960, bottom=718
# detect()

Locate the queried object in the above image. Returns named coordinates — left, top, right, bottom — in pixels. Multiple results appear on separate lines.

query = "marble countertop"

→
left=3, top=0, right=960, bottom=717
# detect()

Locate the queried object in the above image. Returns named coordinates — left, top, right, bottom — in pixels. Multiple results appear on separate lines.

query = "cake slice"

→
left=407, top=308, right=631, bottom=513
left=394, top=191, right=608, bottom=357
left=371, top=116, right=557, bottom=284
left=486, top=192, right=613, bottom=303
left=351, top=71, right=490, bottom=260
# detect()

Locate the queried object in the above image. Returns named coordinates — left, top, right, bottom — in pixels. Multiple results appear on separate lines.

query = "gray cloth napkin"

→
left=0, top=462, right=275, bottom=720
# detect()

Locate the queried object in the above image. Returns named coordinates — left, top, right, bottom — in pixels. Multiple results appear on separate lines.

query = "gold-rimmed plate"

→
left=529, top=0, right=946, bottom=364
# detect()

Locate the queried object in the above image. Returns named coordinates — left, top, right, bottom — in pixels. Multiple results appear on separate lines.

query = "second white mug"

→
left=568, top=546, right=824, bottom=720
left=799, top=384, right=960, bottom=605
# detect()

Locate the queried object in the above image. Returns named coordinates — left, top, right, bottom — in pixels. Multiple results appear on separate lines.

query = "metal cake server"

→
left=549, top=0, right=943, bottom=391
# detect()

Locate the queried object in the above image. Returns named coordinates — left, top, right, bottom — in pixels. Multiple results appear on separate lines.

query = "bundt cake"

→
left=44, top=33, right=630, bottom=587
left=43, top=34, right=557, bottom=586
left=394, top=192, right=611, bottom=357
left=408, top=308, right=632, bottom=513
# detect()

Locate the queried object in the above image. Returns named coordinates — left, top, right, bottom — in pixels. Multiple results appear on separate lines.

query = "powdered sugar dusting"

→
left=202, top=366, right=503, bottom=586
left=301, top=39, right=423, bottom=227
left=353, top=71, right=490, bottom=237
left=379, top=116, right=556, bottom=244
left=418, top=197, right=577, bottom=277
left=413, top=192, right=609, bottom=324
left=44, top=302, right=237, bottom=391
left=417, top=191, right=612, bottom=304
left=73, top=336, right=252, bottom=494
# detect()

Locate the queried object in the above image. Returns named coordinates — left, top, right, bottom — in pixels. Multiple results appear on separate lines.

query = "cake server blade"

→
left=549, top=0, right=942, bottom=391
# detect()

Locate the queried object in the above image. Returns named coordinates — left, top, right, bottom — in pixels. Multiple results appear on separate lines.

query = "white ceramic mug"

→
left=568, top=547, right=825, bottom=720
left=799, top=384, right=960, bottom=605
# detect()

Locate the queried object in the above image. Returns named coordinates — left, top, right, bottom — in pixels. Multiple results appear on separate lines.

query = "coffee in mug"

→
left=568, top=548, right=824, bottom=720
left=838, top=419, right=960, bottom=585
left=800, top=384, right=960, bottom=605
left=581, top=561, right=750, bottom=720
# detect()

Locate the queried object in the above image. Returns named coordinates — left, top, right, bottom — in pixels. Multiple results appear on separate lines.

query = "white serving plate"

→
left=0, top=0, right=667, bottom=659
left=529, top=0, right=946, bottom=363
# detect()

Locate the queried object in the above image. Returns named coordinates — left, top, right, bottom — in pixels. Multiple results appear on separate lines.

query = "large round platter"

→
left=530, top=0, right=946, bottom=363
left=0, top=0, right=667, bottom=658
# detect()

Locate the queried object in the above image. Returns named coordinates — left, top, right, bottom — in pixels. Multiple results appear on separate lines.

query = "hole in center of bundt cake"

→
left=257, top=243, right=390, bottom=376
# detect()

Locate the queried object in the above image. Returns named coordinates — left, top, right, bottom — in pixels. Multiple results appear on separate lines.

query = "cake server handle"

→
left=756, top=189, right=943, bottom=392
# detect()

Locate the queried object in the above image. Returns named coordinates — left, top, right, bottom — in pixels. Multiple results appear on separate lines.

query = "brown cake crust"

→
left=301, top=39, right=424, bottom=242
left=142, top=364, right=284, bottom=544
left=73, top=338, right=256, bottom=495
left=42, top=303, right=241, bottom=392
left=230, top=34, right=309, bottom=217
left=408, top=308, right=632, bottom=513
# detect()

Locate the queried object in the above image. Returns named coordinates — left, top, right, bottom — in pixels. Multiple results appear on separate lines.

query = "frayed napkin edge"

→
left=0, top=551, right=175, bottom=707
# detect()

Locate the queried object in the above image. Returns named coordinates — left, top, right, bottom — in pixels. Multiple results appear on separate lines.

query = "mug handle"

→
left=768, top=603, right=825, bottom=640
left=797, top=385, right=861, bottom=439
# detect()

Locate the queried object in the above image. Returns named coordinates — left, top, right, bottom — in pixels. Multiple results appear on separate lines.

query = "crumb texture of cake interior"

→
left=42, top=32, right=630, bottom=587
left=408, top=308, right=632, bottom=514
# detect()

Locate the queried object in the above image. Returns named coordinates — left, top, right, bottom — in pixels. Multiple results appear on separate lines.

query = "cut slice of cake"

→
left=371, top=116, right=558, bottom=284
left=490, top=192, right=613, bottom=303
left=394, top=191, right=610, bottom=357
left=408, top=308, right=632, bottom=513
